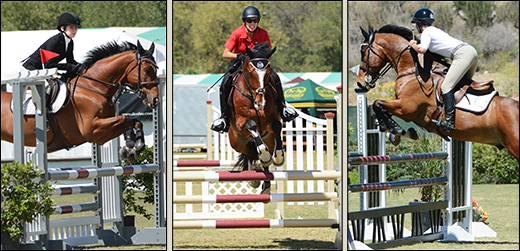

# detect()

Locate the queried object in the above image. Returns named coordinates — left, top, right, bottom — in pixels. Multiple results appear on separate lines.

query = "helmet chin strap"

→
left=61, top=27, right=73, bottom=39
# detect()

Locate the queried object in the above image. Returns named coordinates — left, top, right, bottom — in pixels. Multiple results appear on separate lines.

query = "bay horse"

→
left=1, top=40, right=159, bottom=163
left=356, top=25, right=519, bottom=161
left=228, top=42, right=285, bottom=193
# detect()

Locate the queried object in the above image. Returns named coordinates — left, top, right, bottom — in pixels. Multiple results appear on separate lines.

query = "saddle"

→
left=411, top=50, right=497, bottom=138
left=9, top=77, right=74, bottom=151
left=414, top=50, right=495, bottom=108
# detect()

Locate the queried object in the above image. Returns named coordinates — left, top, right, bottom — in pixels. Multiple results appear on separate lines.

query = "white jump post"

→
left=2, top=69, right=56, bottom=248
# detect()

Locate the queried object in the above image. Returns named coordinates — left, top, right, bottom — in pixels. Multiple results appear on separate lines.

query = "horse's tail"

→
left=234, top=153, right=249, bottom=171
left=233, top=141, right=259, bottom=171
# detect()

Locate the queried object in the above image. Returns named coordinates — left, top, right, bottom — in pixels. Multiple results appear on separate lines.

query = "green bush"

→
left=385, top=135, right=445, bottom=202
left=122, top=146, right=155, bottom=220
left=472, top=143, right=518, bottom=184
left=1, top=161, right=54, bottom=241
left=454, top=1, right=495, bottom=28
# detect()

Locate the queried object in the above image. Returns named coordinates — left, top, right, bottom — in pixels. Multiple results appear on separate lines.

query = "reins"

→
left=71, top=50, right=159, bottom=106
left=361, top=42, right=410, bottom=88
left=232, top=57, right=274, bottom=135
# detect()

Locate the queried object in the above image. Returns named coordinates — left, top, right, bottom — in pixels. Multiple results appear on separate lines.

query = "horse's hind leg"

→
left=272, top=120, right=285, bottom=166
left=244, top=119, right=272, bottom=166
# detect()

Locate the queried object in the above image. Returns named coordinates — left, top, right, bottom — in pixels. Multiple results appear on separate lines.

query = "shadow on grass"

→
left=274, top=238, right=337, bottom=250
left=174, top=238, right=337, bottom=250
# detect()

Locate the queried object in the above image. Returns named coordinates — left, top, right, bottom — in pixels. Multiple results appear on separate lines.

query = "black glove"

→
left=236, top=54, right=247, bottom=62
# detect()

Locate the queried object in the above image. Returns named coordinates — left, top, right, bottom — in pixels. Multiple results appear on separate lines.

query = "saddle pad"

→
left=10, top=80, right=68, bottom=116
left=456, top=91, right=497, bottom=113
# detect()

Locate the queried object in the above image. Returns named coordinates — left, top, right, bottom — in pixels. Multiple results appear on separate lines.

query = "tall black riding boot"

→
left=271, top=72, right=298, bottom=122
left=440, top=91, right=456, bottom=133
left=210, top=74, right=232, bottom=133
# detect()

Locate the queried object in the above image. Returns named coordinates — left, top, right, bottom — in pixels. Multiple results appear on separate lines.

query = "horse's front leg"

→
left=244, top=119, right=272, bottom=167
left=87, top=115, right=143, bottom=163
left=271, top=120, right=284, bottom=166
left=373, top=99, right=419, bottom=145
left=373, top=99, right=405, bottom=136
left=120, top=119, right=145, bottom=163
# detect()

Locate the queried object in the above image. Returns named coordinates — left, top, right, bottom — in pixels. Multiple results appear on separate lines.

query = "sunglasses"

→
left=245, top=18, right=259, bottom=23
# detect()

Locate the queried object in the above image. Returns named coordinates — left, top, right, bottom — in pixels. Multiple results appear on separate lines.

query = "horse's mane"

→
left=80, top=41, right=137, bottom=71
left=377, top=25, right=415, bottom=42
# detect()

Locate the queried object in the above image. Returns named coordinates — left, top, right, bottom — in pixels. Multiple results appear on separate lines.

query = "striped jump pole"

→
left=52, top=202, right=98, bottom=215
left=174, top=219, right=338, bottom=229
left=348, top=151, right=448, bottom=166
left=48, top=164, right=159, bottom=180
left=173, top=170, right=341, bottom=182
left=348, top=176, right=449, bottom=193
left=52, top=185, right=98, bottom=196
left=173, top=160, right=237, bottom=167
left=173, top=192, right=338, bottom=204
left=348, top=152, right=363, bottom=157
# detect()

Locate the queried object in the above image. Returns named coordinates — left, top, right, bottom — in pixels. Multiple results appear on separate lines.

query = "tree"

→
left=172, top=1, right=342, bottom=74
left=1, top=1, right=165, bottom=31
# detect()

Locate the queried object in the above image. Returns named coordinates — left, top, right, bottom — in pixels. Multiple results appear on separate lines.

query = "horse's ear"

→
left=360, top=26, right=369, bottom=42
left=148, top=42, right=155, bottom=54
left=137, top=40, right=146, bottom=55
left=267, top=46, right=276, bottom=58
left=368, top=26, right=374, bottom=34
left=246, top=45, right=254, bottom=59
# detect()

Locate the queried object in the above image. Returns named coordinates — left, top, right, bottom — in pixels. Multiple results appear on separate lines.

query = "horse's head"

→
left=126, top=40, right=160, bottom=109
left=244, top=42, right=276, bottom=110
left=356, top=26, right=389, bottom=92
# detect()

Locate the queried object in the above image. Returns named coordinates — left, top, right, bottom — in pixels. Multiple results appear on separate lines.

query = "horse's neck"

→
left=84, top=53, right=134, bottom=96
left=378, top=36, right=415, bottom=75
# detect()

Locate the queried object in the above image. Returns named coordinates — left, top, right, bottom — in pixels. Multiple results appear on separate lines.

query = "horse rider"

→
left=22, top=12, right=82, bottom=81
left=210, top=5, right=299, bottom=133
left=408, top=8, right=478, bottom=134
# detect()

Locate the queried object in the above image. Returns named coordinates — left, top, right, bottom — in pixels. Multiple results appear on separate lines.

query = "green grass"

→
left=349, top=184, right=519, bottom=250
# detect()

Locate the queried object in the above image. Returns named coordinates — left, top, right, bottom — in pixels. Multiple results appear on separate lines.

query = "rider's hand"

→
left=409, top=40, right=417, bottom=47
left=236, top=54, right=247, bottom=62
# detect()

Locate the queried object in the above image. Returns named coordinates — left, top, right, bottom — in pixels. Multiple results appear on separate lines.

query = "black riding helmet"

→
left=242, top=6, right=261, bottom=22
left=57, top=12, right=81, bottom=31
left=411, top=8, right=434, bottom=26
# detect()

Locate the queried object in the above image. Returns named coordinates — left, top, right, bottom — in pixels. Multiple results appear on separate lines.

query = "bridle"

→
left=359, top=34, right=410, bottom=89
left=74, top=49, right=158, bottom=106
left=234, top=57, right=272, bottom=111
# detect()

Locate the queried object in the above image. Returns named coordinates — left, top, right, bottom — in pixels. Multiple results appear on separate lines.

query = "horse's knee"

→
left=244, top=119, right=257, bottom=131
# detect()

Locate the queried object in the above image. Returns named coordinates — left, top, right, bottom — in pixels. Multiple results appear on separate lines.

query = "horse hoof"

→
left=260, top=158, right=272, bottom=168
left=407, top=128, right=419, bottom=140
left=272, top=158, right=285, bottom=166
left=388, top=133, right=401, bottom=146
left=272, top=150, right=285, bottom=166
left=249, top=180, right=261, bottom=189
left=261, top=181, right=271, bottom=194
left=119, top=147, right=130, bottom=161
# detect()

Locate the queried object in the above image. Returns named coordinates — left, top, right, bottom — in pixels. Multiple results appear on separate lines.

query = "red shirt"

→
left=225, top=25, right=271, bottom=54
